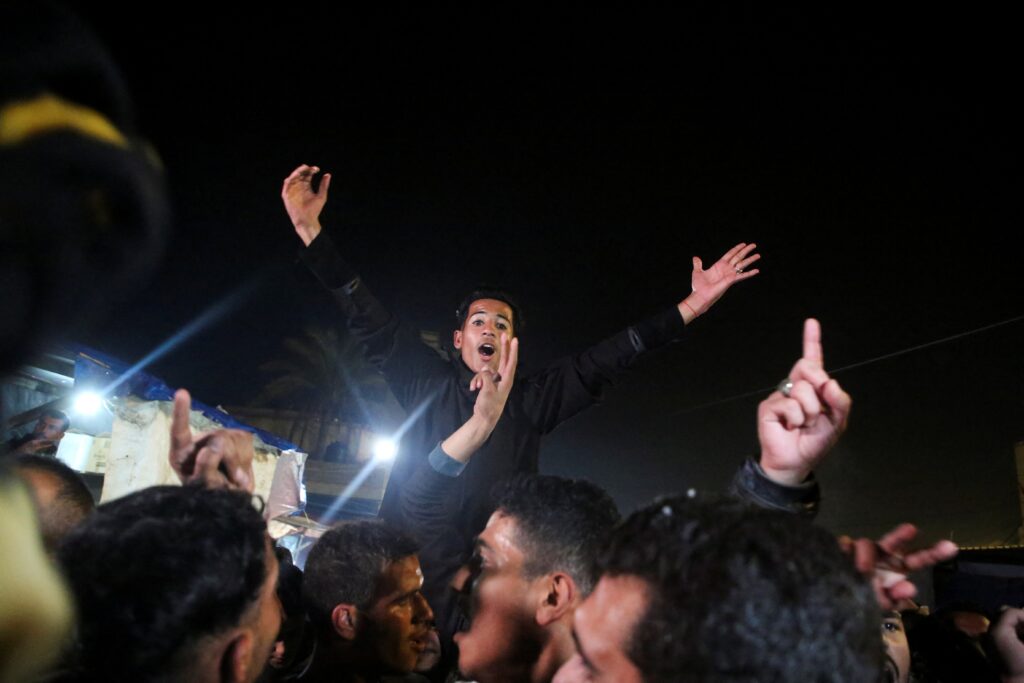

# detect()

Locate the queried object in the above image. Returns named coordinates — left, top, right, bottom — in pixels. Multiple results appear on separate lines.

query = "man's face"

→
left=553, top=575, right=647, bottom=683
left=34, top=416, right=66, bottom=443
left=453, top=299, right=514, bottom=373
left=454, top=511, right=542, bottom=682
left=882, top=611, right=910, bottom=683
left=243, top=539, right=282, bottom=683
left=360, top=554, right=434, bottom=674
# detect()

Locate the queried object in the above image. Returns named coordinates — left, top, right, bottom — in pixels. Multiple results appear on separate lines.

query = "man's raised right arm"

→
left=281, top=164, right=448, bottom=404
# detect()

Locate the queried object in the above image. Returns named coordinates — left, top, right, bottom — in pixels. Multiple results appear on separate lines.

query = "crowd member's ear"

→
left=453, top=329, right=465, bottom=350
left=535, top=572, right=577, bottom=626
left=221, top=629, right=255, bottom=683
left=331, top=603, right=359, bottom=641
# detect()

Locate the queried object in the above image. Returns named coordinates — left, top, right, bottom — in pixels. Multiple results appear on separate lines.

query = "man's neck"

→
left=529, top=620, right=576, bottom=683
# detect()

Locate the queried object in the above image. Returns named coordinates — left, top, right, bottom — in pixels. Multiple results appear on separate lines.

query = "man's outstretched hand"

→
left=839, top=523, right=958, bottom=610
left=282, top=164, right=331, bottom=246
left=758, top=318, right=851, bottom=486
left=678, top=242, right=760, bottom=322
left=169, top=389, right=255, bottom=492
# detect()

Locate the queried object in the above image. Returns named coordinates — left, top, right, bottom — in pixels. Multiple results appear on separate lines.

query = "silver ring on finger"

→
left=777, top=378, right=794, bottom=397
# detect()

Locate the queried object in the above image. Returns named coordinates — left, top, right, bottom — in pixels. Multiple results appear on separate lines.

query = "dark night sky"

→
left=64, top=6, right=1022, bottom=544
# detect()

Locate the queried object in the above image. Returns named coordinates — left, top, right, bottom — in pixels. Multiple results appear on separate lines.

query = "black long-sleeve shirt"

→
left=302, top=231, right=688, bottom=542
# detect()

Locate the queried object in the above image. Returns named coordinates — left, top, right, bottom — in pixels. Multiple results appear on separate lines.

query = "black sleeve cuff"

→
left=729, top=457, right=820, bottom=519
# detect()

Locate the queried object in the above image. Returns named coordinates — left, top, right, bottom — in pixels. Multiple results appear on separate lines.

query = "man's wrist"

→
left=731, top=457, right=819, bottom=519
left=468, top=412, right=499, bottom=435
left=295, top=220, right=322, bottom=246
left=760, top=459, right=812, bottom=487
left=679, top=292, right=711, bottom=324
left=678, top=299, right=698, bottom=324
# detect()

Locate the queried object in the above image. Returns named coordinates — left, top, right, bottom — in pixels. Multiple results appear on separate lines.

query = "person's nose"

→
left=414, top=592, right=434, bottom=624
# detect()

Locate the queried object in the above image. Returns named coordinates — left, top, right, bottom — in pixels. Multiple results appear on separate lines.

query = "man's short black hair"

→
left=15, top=454, right=94, bottom=551
left=302, top=519, right=419, bottom=632
left=57, top=485, right=269, bottom=681
left=455, top=287, right=523, bottom=333
left=40, top=409, right=71, bottom=432
left=493, top=474, right=619, bottom=596
left=598, top=496, right=882, bottom=683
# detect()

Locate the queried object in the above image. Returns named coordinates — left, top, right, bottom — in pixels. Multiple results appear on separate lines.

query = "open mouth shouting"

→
left=478, top=343, right=496, bottom=364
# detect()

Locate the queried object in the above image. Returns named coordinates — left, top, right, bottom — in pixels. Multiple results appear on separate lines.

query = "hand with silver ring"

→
left=757, top=319, right=851, bottom=486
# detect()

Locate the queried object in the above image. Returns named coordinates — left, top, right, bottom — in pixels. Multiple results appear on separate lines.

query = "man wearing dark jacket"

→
left=282, top=163, right=760, bottom=539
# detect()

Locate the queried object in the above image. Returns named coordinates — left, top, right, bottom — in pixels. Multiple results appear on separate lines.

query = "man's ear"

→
left=221, top=629, right=254, bottom=683
left=535, top=572, right=577, bottom=627
left=331, top=603, right=359, bottom=641
left=453, top=329, right=463, bottom=350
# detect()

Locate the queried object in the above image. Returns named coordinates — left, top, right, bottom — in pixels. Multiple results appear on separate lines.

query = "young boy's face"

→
left=453, top=299, right=514, bottom=373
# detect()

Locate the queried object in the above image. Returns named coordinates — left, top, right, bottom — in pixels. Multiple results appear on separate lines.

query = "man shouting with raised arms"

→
left=281, top=162, right=760, bottom=565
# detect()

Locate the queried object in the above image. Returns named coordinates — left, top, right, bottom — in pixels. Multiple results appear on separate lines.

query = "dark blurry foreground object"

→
left=0, top=2, right=168, bottom=374
left=0, top=5, right=169, bottom=681
left=0, top=468, right=74, bottom=683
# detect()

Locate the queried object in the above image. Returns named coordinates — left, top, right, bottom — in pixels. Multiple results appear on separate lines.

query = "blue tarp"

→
left=72, top=345, right=300, bottom=452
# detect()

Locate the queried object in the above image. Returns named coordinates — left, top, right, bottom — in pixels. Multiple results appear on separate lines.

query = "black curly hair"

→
left=57, top=485, right=268, bottom=681
left=492, top=473, right=620, bottom=596
left=302, top=519, right=419, bottom=632
left=598, top=495, right=882, bottom=683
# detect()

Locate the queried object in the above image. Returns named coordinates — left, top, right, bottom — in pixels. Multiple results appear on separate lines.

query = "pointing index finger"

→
left=802, top=318, right=823, bottom=368
left=171, top=389, right=193, bottom=451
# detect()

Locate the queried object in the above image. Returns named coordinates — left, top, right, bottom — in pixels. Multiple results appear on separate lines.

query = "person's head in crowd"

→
left=302, top=520, right=433, bottom=680
left=58, top=485, right=281, bottom=683
left=33, top=409, right=70, bottom=444
left=883, top=610, right=912, bottom=683
left=14, top=454, right=93, bottom=554
left=453, top=287, right=521, bottom=373
left=7, top=409, right=71, bottom=456
left=454, top=474, right=620, bottom=683
left=554, top=495, right=882, bottom=683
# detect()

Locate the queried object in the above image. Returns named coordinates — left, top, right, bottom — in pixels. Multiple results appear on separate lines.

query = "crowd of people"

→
left=1, top=163, right=1021, bottom=683
left=1, top=9, right=1021, bottom=682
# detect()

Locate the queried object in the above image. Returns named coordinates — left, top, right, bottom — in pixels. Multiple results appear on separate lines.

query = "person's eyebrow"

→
left=389, top=587, right=421, bottom=606
left=571, top=628, right=597, bottom=672
left=884, top=610, right=902, bottom=620
left=470, top=310, right=511, bottom=322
